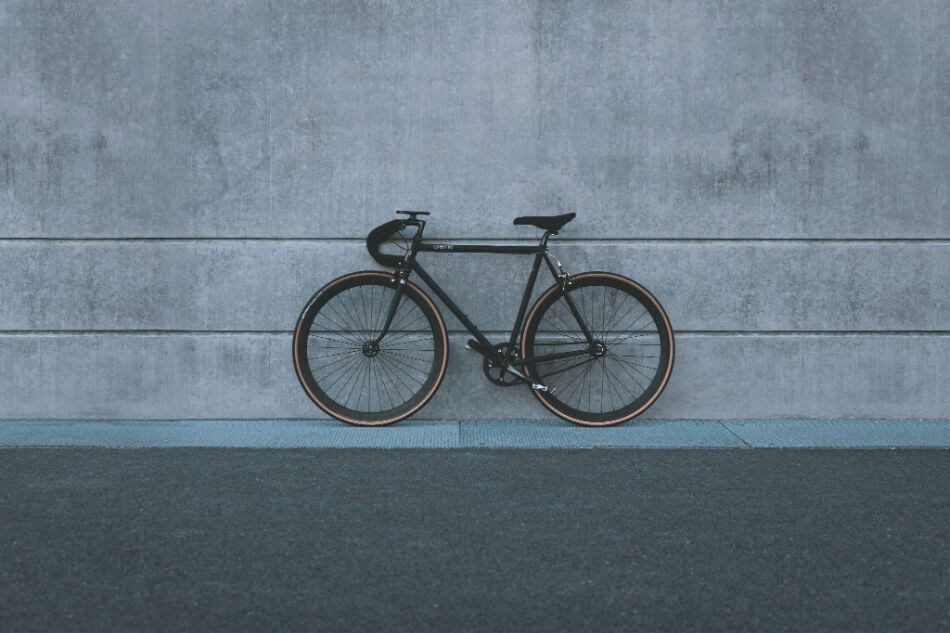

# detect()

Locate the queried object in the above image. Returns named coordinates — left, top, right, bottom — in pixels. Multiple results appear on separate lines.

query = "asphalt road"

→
left=2, top=449, right=948, bottom=632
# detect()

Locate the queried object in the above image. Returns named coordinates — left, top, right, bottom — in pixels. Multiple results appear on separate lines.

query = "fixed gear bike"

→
left=293, top=210, right=674, bottom=426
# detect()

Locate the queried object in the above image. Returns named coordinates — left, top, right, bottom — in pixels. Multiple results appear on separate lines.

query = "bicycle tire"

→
left=293, top=271, right=449, bottom=426
left=521, top=272, right=674, bottom=426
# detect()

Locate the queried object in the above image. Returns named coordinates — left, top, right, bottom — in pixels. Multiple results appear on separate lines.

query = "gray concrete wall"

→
left=1, top=0, right=947, bottom=420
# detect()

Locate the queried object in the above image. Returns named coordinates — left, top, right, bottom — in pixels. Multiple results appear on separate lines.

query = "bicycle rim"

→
left=522, top=272, right=674, bottom=426
left=293, top=272, right=448, bottom=425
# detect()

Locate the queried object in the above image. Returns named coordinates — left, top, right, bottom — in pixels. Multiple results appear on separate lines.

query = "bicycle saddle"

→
left=513, top=212, right=576, bottom=232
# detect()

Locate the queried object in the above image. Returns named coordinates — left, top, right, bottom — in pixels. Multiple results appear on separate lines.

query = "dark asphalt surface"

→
left=1, top=449, right=948, bottom=632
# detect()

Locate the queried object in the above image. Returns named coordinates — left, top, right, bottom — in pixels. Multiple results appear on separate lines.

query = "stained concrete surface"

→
left=1, top=241, right=948, bottom=331
left=2, top=1, right=947, bottom=238
left=1, top=333, right=948, bottom=419
left=1, top=0, right=948, bottom=421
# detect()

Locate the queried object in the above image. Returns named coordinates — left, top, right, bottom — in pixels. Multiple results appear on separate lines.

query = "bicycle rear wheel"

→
left=521, top=272, right=674, bottom=426
left=293, top=271, right=448, bottom=426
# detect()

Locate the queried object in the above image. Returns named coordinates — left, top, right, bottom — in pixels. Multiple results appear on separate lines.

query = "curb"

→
left=1, top=419, right=949, bottom=448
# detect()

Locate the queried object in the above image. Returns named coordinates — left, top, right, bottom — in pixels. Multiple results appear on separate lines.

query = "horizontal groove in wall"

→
left=1, top=237, right=950, bottom=245
left=2, top=330, right=949, bottom=337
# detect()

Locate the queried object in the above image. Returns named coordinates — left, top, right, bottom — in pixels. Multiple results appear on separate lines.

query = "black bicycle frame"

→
left=373, top=218, right=596, bottom=374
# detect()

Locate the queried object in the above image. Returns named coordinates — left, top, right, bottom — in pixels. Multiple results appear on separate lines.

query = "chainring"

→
left=482, top=343, right=525, bottom=387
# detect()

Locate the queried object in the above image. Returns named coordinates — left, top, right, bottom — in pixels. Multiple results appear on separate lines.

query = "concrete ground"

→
left=1, top=444, right=948, bottom=632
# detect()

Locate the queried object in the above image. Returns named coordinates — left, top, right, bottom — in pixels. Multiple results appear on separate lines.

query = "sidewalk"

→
left=2, top=419, right=949, bottom=448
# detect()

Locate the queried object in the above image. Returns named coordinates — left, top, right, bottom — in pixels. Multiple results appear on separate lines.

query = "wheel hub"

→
left=591, top=340, right=607, bottom=356
left=362, top=341, right=379, bottom=357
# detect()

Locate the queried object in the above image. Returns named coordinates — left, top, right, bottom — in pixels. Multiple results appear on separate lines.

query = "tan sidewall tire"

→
left=293, top=271, right=449, bottom=426
left=521, top=272, right=675, bottom=427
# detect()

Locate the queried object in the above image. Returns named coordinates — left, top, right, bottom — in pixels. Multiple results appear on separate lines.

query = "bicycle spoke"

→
left=611, top=354, right=658, bottom=382
left=306, top=333, right=360, bottom=349
left=308, top=348, right=361, bottom=360
left=601, top=300, right=642, bottom=341
left=613, top=356, right=659, bottom=371
left=319, top=303, right=368, bottom=346
left=311, top=351, right=363, bottom=372
left=601, top=291, right=633, bottom=335
left=531, top=339, right=589, bottom=346
left=342, top=357, right=368, bottom=409
left=331, top=291, right=367, bottom=337
left=601, top=359, right=627, bottom=411
left=376, top=355, right=418, bottom=401
left=377, top=354, right=427, bottom=386
left=358, top=286, right=370, bottom=335
left=374, top=358, right=400, bottom=410
left=607, top=355, right=648, bottom=394
left=599, top=353, right=606, bottom=413
left=322, top=354, right=365, bottom=397
left=346, top=287, right=362, bottom=335
left=569, top=361, right=594, bottom=409
left=380, top=349, right=432, bottom=371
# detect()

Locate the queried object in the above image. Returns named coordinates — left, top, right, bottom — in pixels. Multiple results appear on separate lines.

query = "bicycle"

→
left=293, top=210, right=674, bottom=426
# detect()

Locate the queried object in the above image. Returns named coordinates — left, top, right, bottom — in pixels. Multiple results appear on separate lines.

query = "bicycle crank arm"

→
left=499, top=363, right=546, bottom=389
left=465, top=339, right=550, bottom=392
left=503, top=364, right=551, bottom=392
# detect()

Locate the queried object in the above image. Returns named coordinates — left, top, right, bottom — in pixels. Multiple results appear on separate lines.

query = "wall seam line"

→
left=2, top=330, right=950, bottom=337
left=2, top=238, right=950, bottom=245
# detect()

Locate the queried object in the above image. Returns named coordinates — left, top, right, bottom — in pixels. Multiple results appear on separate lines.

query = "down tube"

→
left=409, top=261, right=502, bottom=363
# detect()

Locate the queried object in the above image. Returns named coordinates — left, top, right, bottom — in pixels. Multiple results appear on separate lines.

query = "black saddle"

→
left=513, top=212, right=576, bottom=232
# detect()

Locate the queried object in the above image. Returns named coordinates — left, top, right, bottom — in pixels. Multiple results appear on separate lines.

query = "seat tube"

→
left=504, top=250, right=544, bottom=359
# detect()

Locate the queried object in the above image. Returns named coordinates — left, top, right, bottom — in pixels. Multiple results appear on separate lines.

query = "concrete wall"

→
left=1, top=0, right=947, bottom=420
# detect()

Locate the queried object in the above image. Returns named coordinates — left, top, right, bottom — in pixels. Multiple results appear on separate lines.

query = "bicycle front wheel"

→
left=293, top=271, right=449, bottom=426
left=521, top=272, right=674, bottom=426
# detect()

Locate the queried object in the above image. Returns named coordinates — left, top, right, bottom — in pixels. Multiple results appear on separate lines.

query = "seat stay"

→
left=557, top=286, right=597, bottom=346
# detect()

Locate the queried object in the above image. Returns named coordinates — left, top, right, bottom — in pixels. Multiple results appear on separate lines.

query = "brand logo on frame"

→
left=432, top=243, right=455, bottom=250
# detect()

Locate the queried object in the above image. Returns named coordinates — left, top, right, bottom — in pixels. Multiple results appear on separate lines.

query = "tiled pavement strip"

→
left=1, top=419, right=949, bottom=449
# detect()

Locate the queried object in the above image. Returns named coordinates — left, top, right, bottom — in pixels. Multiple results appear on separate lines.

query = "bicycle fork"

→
left=369, top=272, right=408, bottom=349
